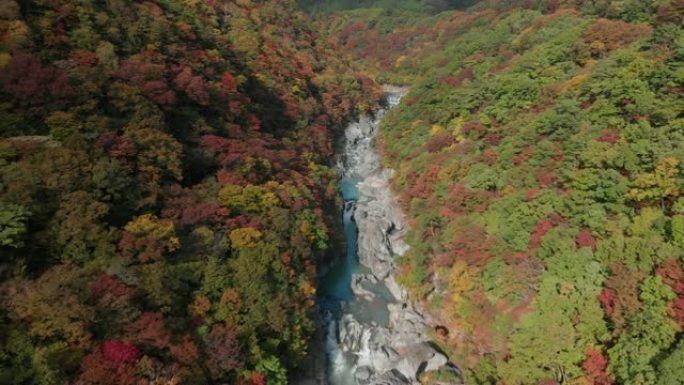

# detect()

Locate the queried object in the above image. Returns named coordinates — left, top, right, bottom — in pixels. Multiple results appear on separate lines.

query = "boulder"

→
left=351, top=274, right=377, bottom=301
left=369, top=370, right=411, bottom=385
left=388, top=303, right=428, bottom=349
left=393, top=343, right=449, bottom=381
left=355, top=366, right=373, bottom=383
left=354, top=168, right=411, bottom=282
left=363, top=345, right=399, bottom=376
left=342, top=115, right=382, bottom=179
left=384, top=275, right=408, bottom=302
left=338, top=314, right=365, bottom=353
left=354, top=201, right=394, bottom=280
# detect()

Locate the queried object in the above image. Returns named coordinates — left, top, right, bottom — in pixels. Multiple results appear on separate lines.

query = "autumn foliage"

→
left=329, top=2, right=684, bottom=384
left=583, top=19, right=652, bottom=53
left=0, top=0, right=379, bottom=383
left=582, top=348, right=613, bottom=385
left=101, top=341, right=140, bottom=363
left=657, top=258, right=684, bottom=325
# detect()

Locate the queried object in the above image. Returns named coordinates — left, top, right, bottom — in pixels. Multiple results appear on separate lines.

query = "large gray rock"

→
left=351, top=274, right=377, bottom=301
left=355, top=366, right=373, bottom=383
left=342, top=115, right=382, bottom=179
left=355, top=170, right=408, bottom=281
left=337, top=310, right=451, bottom=384
left=339, top=314, right=366, bottom=353
left=384, top=275, right=408, bottom=302
left=363, top=346, right=398, bottom=376
left=369, top=370, right=411, bottom=385
left=388, top=302, right=428, bottom=349
left=394, top=343, right=449, bottom=380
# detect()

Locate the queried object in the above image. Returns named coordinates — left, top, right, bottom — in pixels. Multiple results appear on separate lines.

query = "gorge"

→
left=1, top=1, right=682, bottom=384
left=317, top=87, right=461, bottom=385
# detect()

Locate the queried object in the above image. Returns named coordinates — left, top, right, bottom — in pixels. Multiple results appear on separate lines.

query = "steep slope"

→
left=320, top=1, right=684, bottom=384
left=297, top=0, right=479, bottom=14
left=0, top=0, right=380, bottom=384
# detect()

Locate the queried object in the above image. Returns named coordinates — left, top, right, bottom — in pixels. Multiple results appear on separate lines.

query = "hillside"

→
left=297, top=0, right=479, bottom=13
left=320, top=1, right=684, bottom=384
left=0, top=0, right=379, bottom=384
left=2, top=0, right=683, bottom=384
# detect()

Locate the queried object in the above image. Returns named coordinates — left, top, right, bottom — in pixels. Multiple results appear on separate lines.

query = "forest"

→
left=297, top=0, right=479, bottom=13
left=1, top=0, right=683, bottom=384
left=0, top=0, right=379, bottom=384
left=317, top=0, right=684, bottom=384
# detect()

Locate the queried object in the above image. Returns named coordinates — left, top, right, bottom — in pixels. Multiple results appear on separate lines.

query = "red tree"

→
left=142, top=80, right=178, bottom=105
left=582, top=348, right=613, bottom=385
left=584, top=19, right=652, bottom=53
left=102, top=340, right=140, bottom=363
left=536, top=170, right=556, bottom=187
left=656, top=258, right=684, bottom=325
left=125, top=312, right=171, bottom=349
left=0, top=53, right=73, bottom=106
left=425, top=132, right=455, bottom=153
left=170, top=335, right=200, bottom=365
left=538, top=381, right=559, bottom=385
left=576, top=228, right=597, bottom=250
left=598, top=288, right=616, bottom=316
left=240, top=372, right=266, bottom=385
left=89, top=273, right=137, bottom=310
left=96, top=133, right=137, bottom=163
left=442, top=184, right=492, bottom=216
left=221, top=72, right=238, bottom=95
left=600, top=263, right=645, bottom=331
left=174, top=66, right=210, bottom=105
left=530, top=220, right=554, bottom=249
left=598, top=130, right=621, bottom=144
left=462, top=121, right=487, bottom=139
left=442, top=225, right=490, bottom=267
left=406, top=164, right=440, bottom=200
left=161, top=186, right=229, bottom=226
left=205, top=323, right=242, bottom=378
left=77, top=349, right=140, bottom=385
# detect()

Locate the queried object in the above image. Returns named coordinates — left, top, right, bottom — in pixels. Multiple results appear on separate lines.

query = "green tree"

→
left=672, top=198, right=684, bottom=247
left=499, top=300, right=581, bottom=384
left=50, top=192, right=117, bottom=264
left=608, top=277, right=677, bottom=385
left=255, top=355, right=288, bottom=385
left=0, top=203, right=29, bottom=249
left=628, top=158, right=681, bottom=203
left=657, top=338, right=684, bottom=385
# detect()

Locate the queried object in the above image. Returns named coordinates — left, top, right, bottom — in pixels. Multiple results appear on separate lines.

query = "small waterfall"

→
left=325, top=313, right=354, bottom=385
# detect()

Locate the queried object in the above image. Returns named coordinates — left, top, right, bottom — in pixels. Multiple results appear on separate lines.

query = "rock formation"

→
left=327, top=87, right=463, bottom=385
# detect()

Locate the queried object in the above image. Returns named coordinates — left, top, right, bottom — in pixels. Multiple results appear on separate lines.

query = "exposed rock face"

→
left=327, top=87, right=463, bottom=385
left=385, top=275, right=408, bottom=302
left=369, top=370, right=411, bottom=385
left=336, top=299, right=451, bottom=384
left=355, top=169, right=407, bottom=281
left=343, top=114, right=382, bottom=180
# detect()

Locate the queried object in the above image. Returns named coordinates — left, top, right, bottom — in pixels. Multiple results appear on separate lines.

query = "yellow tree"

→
left=120, top=214, right=180, bottom=262
left=228, top=227, right=262, bottom=249
left=628, top=158, right=681, bottom=204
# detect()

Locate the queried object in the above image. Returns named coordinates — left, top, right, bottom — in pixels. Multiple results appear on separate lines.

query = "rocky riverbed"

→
left=320, top=87, right=462, bottom=385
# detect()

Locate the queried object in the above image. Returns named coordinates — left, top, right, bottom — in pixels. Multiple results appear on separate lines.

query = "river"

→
left=315, top=87, right=459, bottom=385
left=319, top=87, right=404, bottom=385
